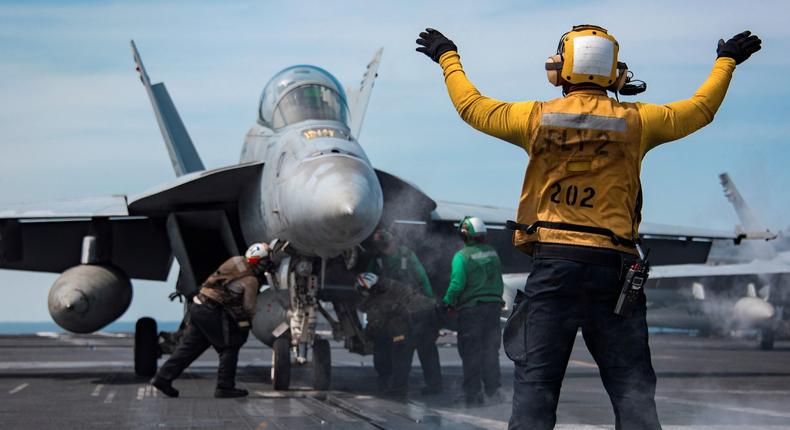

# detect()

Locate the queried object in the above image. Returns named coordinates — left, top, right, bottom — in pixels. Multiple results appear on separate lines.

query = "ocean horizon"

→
left=0, top=321, right=183, bottom=334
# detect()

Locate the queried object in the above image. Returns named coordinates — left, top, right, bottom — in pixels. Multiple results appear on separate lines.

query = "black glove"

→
left=434, top=300, right=449, bottom=316
left=717, top=31, right=762, bottom=65
left=416, top=28, right=457, bottom=63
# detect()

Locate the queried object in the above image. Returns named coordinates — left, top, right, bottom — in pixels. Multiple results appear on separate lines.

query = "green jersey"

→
left=443, top=242, right=504, bottom=309
left=366, top=246, right=433, bottom=297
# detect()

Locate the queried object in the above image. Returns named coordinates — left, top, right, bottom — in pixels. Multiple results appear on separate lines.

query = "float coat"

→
left=439, top=51, right=736, bottom=254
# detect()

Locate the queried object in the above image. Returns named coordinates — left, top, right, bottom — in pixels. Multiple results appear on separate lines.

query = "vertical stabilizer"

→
left=720, top=173, right=764, bottom=232
left=347, top=48, right=383, bottom=140
left=131, top=40, right=205, bottom=176
left=719, top=172, right=777, bottom=259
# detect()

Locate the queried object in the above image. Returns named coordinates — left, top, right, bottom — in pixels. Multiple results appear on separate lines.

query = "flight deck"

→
left=1, top=332, right=790, bottom=429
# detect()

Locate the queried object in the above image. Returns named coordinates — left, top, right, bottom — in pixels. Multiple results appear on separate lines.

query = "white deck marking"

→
left=656, top=395, right=790, bottom=419
left=35, top=332, right=60, bottom=339
left=254, top=390, right=286, bottom=398
left=91, top=384, right=104, bottom=397
left=431, top=408, right=507, bottom=429
left=0, top=361, right=129, bottom=370
left=103, top=391, right=116, bottom=404
left=8, top=383, right=29, bottom=395
left=136, top=387, right=145, bottom=401
left=569, top=359, right=598, bottom=369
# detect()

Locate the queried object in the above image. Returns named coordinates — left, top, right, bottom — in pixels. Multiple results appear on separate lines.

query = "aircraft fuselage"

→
left=238, top=119, right=383, bottom=258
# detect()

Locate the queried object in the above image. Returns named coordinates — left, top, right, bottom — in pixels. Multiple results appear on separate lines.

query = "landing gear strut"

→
left=134, top=317, right=159, bottom=377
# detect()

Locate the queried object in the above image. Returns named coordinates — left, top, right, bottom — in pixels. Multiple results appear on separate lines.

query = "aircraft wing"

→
left=431, top=201, right=740, bottom=241
left=651, top=259, right=790, bottom=279
left=0, top=162, right=264, bottom=281
left=431, top=201, right=513, bottom=227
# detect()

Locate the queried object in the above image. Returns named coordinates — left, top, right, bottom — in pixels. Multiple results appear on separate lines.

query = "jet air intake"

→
left=48, top=264, right=132, bottom=333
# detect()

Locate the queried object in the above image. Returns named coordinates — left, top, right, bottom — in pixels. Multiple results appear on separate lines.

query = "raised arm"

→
left=417, top=28, right=535, bottom=149
left=638, top=31, right=762, bottom=153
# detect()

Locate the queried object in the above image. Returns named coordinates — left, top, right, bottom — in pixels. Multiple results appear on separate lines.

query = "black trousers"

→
left=373, top=336, right=393, bottom=392
left=457, top=301, right=502, bottom=398
left=504, top=257, right=661, bottom=430
left=156, top=302, right=249, bottom=389
left=375, top=315, right=442, bottom=395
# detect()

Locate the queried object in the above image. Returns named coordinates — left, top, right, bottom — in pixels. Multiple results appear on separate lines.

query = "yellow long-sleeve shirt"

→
left=438, top=51, right=737, bottom=253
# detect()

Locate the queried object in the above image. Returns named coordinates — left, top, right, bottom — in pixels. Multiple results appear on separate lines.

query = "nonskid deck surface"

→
left=1, top=333, right=790, bottom=429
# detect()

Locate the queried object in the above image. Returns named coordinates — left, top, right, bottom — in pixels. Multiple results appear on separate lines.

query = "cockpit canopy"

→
left=259, top=65, right=349, bottom=129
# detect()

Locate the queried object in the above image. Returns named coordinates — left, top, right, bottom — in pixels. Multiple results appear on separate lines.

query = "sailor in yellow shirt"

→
left=417, top=26, right=761, bottom=430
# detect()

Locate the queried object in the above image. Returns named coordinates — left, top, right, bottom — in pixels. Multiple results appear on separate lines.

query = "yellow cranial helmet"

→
left=545, top=25, right=628, bottom=91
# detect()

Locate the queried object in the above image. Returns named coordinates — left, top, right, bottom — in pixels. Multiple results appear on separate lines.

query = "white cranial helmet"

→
left=245, top=243, right=270, bottom=264
left=355, top=272, right=379, bottom=291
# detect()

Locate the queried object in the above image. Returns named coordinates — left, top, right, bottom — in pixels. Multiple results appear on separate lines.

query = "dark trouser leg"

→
left=508, top=259, right=582, bottom=430
left=373, top=337, right=393, bottom=392
left=581, top=264, right=662, bottom=430
left=415, top=318, right=442, bottom=390
left=388, top=336, right=416, bottom=396
left=215, top=326, right=249, bottom=389
left=156, top=314, right=211, bottom=382
left=458, top=306, right=484, bottom=399
left=479, top=302, right=502, bottom=395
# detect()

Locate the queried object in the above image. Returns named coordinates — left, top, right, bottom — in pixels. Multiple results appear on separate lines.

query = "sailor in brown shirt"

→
left=152, top=243, right=274, bottom=398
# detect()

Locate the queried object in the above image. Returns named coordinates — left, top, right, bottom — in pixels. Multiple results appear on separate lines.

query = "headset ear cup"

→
left=613, top=64, right=628, bottom=92
left=545, top=55, right=563, bottom=87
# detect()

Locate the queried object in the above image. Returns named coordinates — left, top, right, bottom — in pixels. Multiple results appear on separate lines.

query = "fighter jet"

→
left=0, top=41, right=756, bottom=390
left=644, top=173, right=790, bottom=350
left=1, top=41, right=388, bottom=390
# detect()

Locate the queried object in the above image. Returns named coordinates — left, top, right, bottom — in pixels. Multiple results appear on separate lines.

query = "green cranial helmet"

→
left=459, top=216, right=487, bottom=240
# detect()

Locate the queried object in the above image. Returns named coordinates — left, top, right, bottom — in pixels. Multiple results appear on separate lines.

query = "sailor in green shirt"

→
left=441, top=216, right=504, bottom=406
left=366, top=227, right=443, bottom=396
left=367, top=229, right=433, bottom=297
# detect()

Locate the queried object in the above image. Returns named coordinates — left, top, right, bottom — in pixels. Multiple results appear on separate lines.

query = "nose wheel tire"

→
left=759, top=327, right=775, bottom=350
left=271, top=337, right=291, bottom=391
left=134, top=317, right=159, bottom=377
left=312, top=338, right=331, bottom=390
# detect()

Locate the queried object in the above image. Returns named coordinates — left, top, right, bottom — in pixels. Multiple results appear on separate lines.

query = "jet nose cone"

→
left=283, top=155, right=383, bottom=256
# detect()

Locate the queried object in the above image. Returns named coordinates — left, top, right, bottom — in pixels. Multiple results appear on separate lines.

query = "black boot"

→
left=215, top=387, right=249, bottom=398
left=151, top=376, right=179, bottom=398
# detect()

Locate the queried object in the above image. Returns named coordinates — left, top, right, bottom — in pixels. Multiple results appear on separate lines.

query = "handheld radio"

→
left=614, top=245, right=649, bottom=317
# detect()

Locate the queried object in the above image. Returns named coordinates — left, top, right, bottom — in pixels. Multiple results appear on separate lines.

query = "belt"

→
left=507, top=220, right=637, bottom=248
left=532, top=243, right=635, bottom=267
left=193, top=293, right=221, bottom=309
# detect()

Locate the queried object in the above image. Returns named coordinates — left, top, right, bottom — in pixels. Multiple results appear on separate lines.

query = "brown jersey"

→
left=199, top=256, right=260, bottom=321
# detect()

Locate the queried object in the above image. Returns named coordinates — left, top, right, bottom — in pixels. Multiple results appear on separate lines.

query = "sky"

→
left=0, top=0, right=788, bottom=322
